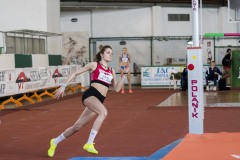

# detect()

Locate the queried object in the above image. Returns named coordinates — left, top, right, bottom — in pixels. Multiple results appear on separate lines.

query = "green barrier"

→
left=0, top=47, right=2, bottom=54
left=48, top=55, right=62, bottom=66
left=231, top=50, right=240, bottom=88
left=15, top=54, right=33, bottom=68
left=204, top=33, right=224, bottom=37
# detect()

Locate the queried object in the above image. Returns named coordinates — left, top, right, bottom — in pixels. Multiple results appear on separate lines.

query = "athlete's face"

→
left=122, top=48, right=127, bottom=54
left=102, top=48, right=113, bottom=62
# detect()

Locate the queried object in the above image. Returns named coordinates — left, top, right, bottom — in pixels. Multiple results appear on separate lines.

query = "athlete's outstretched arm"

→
left=55, top=62, right=97, bottom=99
left=66, top=62, right=96, bottom=85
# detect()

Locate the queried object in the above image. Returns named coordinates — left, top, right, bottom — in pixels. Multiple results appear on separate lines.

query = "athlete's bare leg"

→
left=83, top=96, right=108, bottom=131
left=127, top=71, right=132, bottom=93
left=63, top=107, right=96, bottom=138
left=120, top=69, right=125, bottom=93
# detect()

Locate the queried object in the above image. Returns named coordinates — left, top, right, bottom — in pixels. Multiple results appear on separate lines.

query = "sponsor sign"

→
left=141, top=66, right=184, bottom=86
left=0, top=65, right=84, bottom=97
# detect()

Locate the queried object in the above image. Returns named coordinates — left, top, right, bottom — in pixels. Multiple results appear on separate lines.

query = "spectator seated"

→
left=205, top=61, right=222, bottom=91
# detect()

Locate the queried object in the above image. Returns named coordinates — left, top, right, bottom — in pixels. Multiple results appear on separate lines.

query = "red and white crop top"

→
left=91, top=62, right=113, bottom=88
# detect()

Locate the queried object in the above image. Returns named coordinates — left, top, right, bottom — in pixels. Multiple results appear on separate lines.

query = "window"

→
left=168, top=14, right=190, bottom=21
left=6, top=36, right=45, bottom=54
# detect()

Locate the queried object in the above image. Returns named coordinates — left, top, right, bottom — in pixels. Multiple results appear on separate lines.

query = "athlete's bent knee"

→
left=100, top=110, right=108, bottom=120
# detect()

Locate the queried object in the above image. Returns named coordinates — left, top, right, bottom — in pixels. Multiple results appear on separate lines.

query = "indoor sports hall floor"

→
left=1, top=88, right=240, bottom=160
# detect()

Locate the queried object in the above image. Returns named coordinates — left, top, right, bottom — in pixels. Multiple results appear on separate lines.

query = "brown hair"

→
left=94, top=45, right=112, bottom=62
left=98, top=45, right=103, bottom=50
left=227, top=48, right=231, bottom=53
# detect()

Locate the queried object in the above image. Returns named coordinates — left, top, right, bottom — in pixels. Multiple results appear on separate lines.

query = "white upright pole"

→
left=192, top=0, right=199, bottom=46
left=187, top=0, right=204, bottom=134
left=199, top=0, right=203, bottom=46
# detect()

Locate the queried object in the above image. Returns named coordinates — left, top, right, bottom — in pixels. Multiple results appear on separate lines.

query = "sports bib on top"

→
left=91, top=63, right=113, bottom=88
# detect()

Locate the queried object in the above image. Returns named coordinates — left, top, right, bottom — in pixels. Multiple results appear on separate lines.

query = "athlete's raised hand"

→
left=54, top=84, right=66, bottom=99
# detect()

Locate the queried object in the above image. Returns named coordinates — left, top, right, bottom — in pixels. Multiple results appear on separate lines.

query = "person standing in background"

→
left=222, top=48, right=231, bottom=85
left=118, top=47, right=132, bottom=94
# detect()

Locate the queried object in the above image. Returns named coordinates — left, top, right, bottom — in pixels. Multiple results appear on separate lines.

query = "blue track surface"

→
left=69, top=139, right=182, bottom=160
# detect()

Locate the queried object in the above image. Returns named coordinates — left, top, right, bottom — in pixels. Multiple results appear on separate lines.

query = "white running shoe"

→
left=206, top=86, right=209, bottom=91
left=213, top=86, right=217, bottom=91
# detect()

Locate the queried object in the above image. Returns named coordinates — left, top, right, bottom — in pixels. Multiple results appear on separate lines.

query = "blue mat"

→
left=69, top=139, right=182, bottom=160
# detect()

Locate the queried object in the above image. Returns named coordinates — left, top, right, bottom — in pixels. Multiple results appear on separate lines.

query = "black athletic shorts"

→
left=82, top=86, right=105, bottom=105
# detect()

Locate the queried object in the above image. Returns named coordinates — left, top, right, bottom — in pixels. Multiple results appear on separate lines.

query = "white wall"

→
left=0, top=0, right=61, bottom=67
left=0, top=54, right=15, bottom=69
left=218, top=7, right=237, bottom=33
left=32, top=54, right=49, bottom=67
left=161, top=7, right=236, bottom=36
left=47, top=0, right=60, bottom=33
left=161, top=7, right=192, bottom=36
left=0, top=4, right=238, bottom=71
left=60, top=8, right=152, bottom=37
left=92, top=8, right=152, bottom=37
left=0, top=0, right=47, bottom=31
left=60, top=6, right=239, bottom=85
left=152, top=6, right=162, bottom=36
left=61, top=6, right=237, bottom=37
left=0, top=0, right=61, bottom=53
left=202, top=8, right=219, bottom=33
left=0, top=33, right=3, bottom=48
left=61, top=11, right=92, bottom=33
left=46, top=0, right=61, bottom=55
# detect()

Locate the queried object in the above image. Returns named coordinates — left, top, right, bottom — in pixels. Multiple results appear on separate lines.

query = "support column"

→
left=187, top=0, right=204, bottom=134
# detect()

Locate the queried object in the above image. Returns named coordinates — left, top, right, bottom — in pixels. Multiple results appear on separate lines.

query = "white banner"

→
left=15, top=68, right=43, bottom=94
left=141, top=65, right=221, bottom=87
left=0, top=65, right=84, bottom=97
left=69, top=65, right=84, bottom=85
left=0, top=69, right=16, bottom=97
left=39, top=67, right=51, bottom=80
left=141, top=66, right=184, bottom=86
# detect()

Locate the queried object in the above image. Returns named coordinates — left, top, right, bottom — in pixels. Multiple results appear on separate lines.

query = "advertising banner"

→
left=141, top=66, right=184, bottom=86
left=0, top=69, right=16, bottom=97
left=15, top=68, right=44, bottom=94
left=0, top=65, right=84, bottom=98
